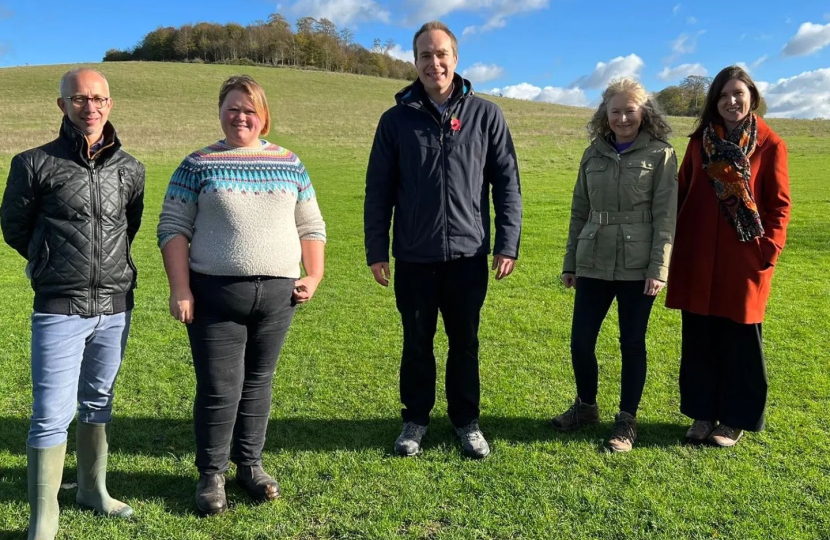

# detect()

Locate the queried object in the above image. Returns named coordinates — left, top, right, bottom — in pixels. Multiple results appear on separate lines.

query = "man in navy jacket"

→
left=364, top=21, right=522, bottom=459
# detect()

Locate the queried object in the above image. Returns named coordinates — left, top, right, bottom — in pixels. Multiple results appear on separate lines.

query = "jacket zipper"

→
left=89, top=160, right=102, bottom=311
left=409, top=101, right=454, bottom=261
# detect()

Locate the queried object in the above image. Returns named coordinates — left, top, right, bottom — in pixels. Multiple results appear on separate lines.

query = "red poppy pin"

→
left=450, top=117, right=461, bottom=131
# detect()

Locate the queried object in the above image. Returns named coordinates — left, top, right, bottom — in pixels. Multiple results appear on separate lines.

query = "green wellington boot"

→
left=75, top=422, right=134, bottom=518
left=27, top=442, right=67, bottom=540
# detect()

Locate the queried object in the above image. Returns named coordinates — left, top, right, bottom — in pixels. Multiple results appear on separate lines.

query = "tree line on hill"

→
left=103, top=14, right=417, bottom=81
left=654, top=75, right=767, bottom=117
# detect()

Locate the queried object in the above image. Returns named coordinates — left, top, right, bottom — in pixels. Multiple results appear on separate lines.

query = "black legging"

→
left=187, top=272, right=297, bottom=474
left=570, top=277, right=656, bottom=415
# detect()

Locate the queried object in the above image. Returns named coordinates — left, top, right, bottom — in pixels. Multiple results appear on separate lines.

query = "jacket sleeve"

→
left=0, top=155, right=38, bottom=259
left=126, top=162, right=146, bottom=244
left=562, top=154, right=591, bottom=274
left=758, top=139, right=790, bottom=267
left=485, top=106, right=522, bottom=259
left=647, top=147, right=678, bottom=281
left=364, top=112, right=397, bottom=266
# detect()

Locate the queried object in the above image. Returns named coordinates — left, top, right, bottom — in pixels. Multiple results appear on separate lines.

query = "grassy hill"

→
left=0, top=62, right=828, bottom=540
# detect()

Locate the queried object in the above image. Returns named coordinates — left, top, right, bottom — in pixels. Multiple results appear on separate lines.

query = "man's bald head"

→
left=57, top=68, right=113, bottom=143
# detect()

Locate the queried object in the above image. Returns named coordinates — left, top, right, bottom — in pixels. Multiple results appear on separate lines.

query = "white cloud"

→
left=673, top=4, right=681, bottom=15
left=409, top=0, right=549, bottom=34
left=487, top=83, right=589, bottom=107
left=782, top=22, right=830, bottom=57
left=657, top=63, right=708, bottom=81
left=461, top=63, right=505, bottom=84
left=687, top=16, right=697, bottom=24
left=761, top=68, right=830, bottom=118
left=386, top=44, right=413, bottom=63
left=290, top=0, right=390, bottom=25
left=670, top=30, right=706, bottom=56
left=571, top=54, right=644, bottom=89
left=534, top=86, right=590, bottom=106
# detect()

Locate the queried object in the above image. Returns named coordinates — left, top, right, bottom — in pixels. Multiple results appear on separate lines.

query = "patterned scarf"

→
left=701, top=113, right=764, bottom=241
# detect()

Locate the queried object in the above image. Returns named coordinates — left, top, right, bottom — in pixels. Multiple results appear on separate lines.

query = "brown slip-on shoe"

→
left=708, top=424, right=744, bottom=447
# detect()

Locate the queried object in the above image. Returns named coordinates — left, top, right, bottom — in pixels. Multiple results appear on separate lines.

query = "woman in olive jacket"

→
left=551, top=78, right=678, bottom=452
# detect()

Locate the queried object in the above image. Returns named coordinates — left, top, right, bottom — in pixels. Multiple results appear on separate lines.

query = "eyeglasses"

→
left=63, top=95, right=111, bottom=109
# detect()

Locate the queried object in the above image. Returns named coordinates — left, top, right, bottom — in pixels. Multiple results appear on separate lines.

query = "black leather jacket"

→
left=1, top=117, right=145, bottom=315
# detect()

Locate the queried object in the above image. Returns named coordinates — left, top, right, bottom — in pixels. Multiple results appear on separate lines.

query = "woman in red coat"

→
left=666, top=65, right=790, bottom=447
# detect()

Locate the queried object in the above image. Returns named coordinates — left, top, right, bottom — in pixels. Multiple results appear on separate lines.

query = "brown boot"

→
left=608, top=412, right=637, bottom=453
left=195, top=473, right=227, bottom=516
left=550, top=397, right=600, bottom=432
left=236, top=465, right=280, bottom=502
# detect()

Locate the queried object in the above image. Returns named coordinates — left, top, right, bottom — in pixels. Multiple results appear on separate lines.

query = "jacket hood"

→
left=395, top=74, right=474, bottom=106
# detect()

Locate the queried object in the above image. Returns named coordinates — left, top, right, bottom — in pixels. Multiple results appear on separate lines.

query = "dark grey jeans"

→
left=187, top=272, right=296, bottom=474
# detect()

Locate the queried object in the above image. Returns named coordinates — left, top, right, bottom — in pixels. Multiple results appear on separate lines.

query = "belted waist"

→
left=589, top=210, right=652, bottom=225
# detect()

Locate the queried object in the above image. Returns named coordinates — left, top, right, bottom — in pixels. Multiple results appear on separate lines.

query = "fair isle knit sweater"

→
left=157, top=140, right=326, bottom=279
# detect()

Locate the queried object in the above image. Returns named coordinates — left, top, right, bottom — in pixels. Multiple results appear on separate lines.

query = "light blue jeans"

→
left=28, top=311, right=131, bottom=448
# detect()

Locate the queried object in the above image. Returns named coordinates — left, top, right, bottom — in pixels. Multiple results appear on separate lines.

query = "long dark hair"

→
left=690, top=65, right=761, bottom=138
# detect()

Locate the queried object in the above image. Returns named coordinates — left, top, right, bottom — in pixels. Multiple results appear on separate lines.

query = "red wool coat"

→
left=665, top=117, right=791, bottom=324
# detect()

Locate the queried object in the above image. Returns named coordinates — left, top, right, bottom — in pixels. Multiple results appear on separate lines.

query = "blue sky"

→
left=1, top=0, right=829, bottom=117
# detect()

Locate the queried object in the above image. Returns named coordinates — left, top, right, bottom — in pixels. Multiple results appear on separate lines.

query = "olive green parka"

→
left=563, top=131, right=677, bottom=282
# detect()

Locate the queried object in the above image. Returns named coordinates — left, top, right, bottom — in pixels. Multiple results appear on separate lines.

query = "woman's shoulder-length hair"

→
left=587, top=78, right=672, bottom=142
left=690, top=65, right=761, bottom=138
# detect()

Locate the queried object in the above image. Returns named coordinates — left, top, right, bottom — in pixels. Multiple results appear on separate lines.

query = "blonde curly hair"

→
left=587, top=78, right=672, bottom=142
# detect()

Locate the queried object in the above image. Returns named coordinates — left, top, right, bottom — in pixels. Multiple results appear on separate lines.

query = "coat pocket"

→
left=575, top=223, right=600, bottom=268
left=621, top=224, right=652, bottom=269
left=26, top=230, right=50, bottom=280
left=585, top=159, right=609, bottom=193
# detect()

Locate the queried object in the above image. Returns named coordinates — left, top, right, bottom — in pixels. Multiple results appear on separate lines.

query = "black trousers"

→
left=679, top=311, right=767, bottom=431
left=187, top=272, right=296, bottom=474
left=394, top=256, right=489, bottom=428
left=570, top=277, right=656, bottom=415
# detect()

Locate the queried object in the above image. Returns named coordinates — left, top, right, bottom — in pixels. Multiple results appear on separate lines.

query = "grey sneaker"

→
left=455, top=420, right=490, bottom=459
left=551, top=397, right=600, bottom=431
left=685, top=420, right=715, bottom=443
left=608, top=411, right=637, bottom=453
left=394, top=422, right=427, bottom=456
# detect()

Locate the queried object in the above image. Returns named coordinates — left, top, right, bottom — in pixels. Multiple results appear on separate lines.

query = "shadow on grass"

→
left=0, top=465, right=196, bottom=516
left=0, top=415, right=688, bottom=456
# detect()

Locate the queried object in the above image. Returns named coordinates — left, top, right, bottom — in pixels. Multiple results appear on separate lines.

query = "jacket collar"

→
left=594, top=129, right=653, bottom=158
left=395, top=74, right=473, bottom=111
left=59, top=116, right=121, bottom=163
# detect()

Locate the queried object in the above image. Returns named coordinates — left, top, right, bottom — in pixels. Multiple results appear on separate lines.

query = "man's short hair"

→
left=412, top=21, right=458, bottom=59
left=59, top=68, right=109, bottom=97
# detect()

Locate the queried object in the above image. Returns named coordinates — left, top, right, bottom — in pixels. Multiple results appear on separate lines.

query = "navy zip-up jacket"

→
left=364, top=75, right=522, bottom=265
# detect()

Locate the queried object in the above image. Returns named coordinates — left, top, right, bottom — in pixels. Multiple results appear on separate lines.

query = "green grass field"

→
left=0, top=62, right=828, bottom=540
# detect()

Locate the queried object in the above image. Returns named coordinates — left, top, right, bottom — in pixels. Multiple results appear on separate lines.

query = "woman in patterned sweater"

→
left=157, top=75, right=326, bottom=515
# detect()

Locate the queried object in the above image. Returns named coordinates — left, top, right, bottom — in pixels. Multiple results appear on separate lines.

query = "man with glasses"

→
left=1, top=68, right=144, bottom=539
